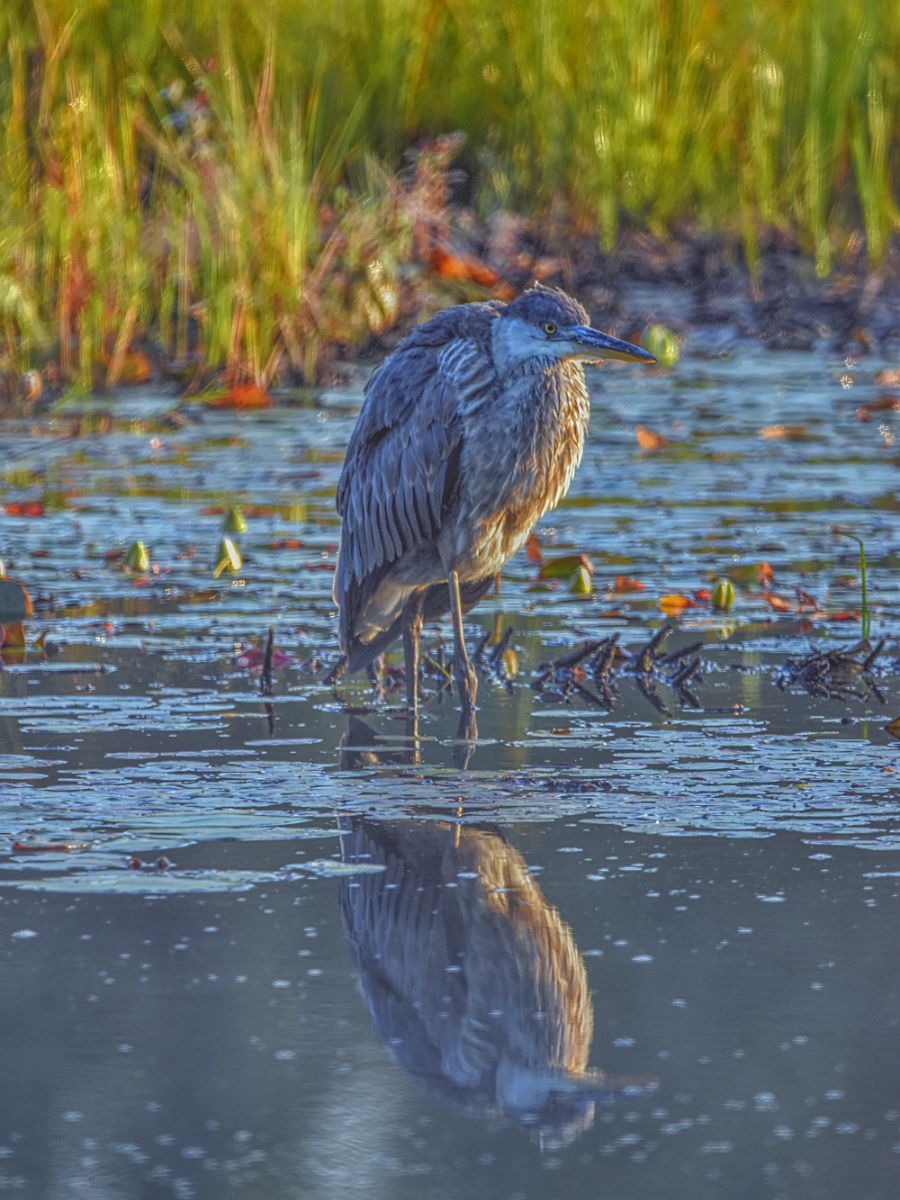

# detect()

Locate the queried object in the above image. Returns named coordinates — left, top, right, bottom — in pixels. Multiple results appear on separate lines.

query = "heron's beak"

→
left=566, top=325, right=656, bottom=364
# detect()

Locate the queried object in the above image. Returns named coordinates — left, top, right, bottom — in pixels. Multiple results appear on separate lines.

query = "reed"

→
left=0, top=0, right=898, bottom=387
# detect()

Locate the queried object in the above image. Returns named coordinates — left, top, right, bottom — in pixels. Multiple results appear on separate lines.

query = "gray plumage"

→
left=333, top=285, right=654, bottom=709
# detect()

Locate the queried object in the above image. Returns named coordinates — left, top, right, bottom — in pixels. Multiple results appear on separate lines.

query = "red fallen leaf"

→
left=659, top=594, right=697, bottom=615
left=874, top=368, right=900, bottom=389
left=525, top=532, right=543, bottom=565
left=233, top=648, right=296, bottom=670
left=539, top=553, right=594, bottom=580
left=613, top=576, right=645, bottom=593
left=428, top=247, right=498, bottom=287
left=796, top=588, right=818, bottom=611
left=206, top=384, right=273, bottom=410
left=828, top=611, right=861, bottom=621
left=597, top=608, right=627, bottom=619
left=200, top=506, right=225, bottom=516
left=758, top=562, right=774, bottom=585
left=13, top=841, right=90, bottom=853
left=551, top=727, right=572, bottom=736
left=635, top=425, right=671, bottom=451
left=764, top=593, right=794, bottom=612
left=759, top=423, right=809, bottom=440
left=856, top=395, right=900, bottom=421
left=693, top=588, right=712, bottom=602
left=4, top=501, right=45, bottom=517
left=302, top=561, right=335, bottom=572
left=266, top=538, right=304, bottom=550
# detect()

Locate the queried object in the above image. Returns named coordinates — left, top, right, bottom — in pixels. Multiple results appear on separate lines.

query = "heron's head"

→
left=494, top=286, right=655, bottom=370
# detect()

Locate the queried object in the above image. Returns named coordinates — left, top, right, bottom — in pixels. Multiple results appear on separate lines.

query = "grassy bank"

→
left=1, top=0, right=899, bottom=393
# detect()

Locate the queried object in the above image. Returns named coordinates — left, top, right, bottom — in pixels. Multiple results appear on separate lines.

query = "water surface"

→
left=1, top=332, right=898, bottom=1198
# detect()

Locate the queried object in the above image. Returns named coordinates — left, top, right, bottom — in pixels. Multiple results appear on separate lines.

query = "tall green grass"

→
left=1, top=0, right=898, bottom=387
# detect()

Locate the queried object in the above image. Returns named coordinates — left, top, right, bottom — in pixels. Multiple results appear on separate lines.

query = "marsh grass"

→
left=1, top=0, right=898, bottom=387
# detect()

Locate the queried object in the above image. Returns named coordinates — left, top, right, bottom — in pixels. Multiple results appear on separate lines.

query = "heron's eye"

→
left=543, top=322, right=557, bottom=335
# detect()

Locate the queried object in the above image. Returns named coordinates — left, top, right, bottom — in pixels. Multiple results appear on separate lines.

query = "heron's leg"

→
left=323, top=654, right=347, bottom=687
left=448, top=570, right=478, bottom=715
left=401, top=590, right=425, bottom=715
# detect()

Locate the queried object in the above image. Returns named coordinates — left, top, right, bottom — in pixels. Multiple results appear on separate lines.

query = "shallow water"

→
left=1, top=331, right=898, bottom=1199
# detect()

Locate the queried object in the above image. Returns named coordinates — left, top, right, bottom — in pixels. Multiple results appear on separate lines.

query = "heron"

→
left=332, top=284, right=655, bottom=718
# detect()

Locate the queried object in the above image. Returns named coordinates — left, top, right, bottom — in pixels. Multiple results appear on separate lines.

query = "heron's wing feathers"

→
left=337, top=306, right=498, bottom=587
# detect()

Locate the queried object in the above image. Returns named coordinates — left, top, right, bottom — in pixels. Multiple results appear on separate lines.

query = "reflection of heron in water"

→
left=340, top=817, right=655, bottom=1147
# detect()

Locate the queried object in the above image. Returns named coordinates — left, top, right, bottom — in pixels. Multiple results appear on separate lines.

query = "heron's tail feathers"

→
left=339, top=575, right=495, bottom=676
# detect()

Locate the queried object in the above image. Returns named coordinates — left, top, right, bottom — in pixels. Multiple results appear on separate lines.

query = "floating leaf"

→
left=223, top=506, right=248, bottom=534
left=659, top=594, right=697, bottom=615
left=233, top=648, right=295, bottom=670
left=874, top=368, right=900, bottom=389
left=206, top=384, right=273, bottom=410
left=711, top=578, right=735, bottom=611
left=539, top=553, right=593, bottom=580
left=758, top=424, right=810, bottom=440
left=525, top=531, right=543, bottom=564
left=613, top=575, right=645, bottom=593
left=568, top=565, right=592, bottom=595
left=635, top=425, right=671, bottom=451
left=4, top=501, right=45, bottom=517
left=763, top=593, right=793, bottom=612
left=856, top=396, right=900, bottom=421
left=124, top=540, right=150, bottom=573
left=643, top=323, right=680, bottom=366
left=214, top=537, right=242, bottom=577
left=12, top=841, right=91, bottom=854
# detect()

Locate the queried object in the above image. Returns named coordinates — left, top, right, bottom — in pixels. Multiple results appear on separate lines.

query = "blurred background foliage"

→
left=0, top=0, right=898, bottom=389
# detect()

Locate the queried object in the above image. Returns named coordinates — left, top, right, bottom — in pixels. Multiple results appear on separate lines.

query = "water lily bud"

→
left=711, top=577, right=735, bottom=611
left=569, top=565, right=592, bottom=595
left=124, top=541, right=150, bottom=573
left=214, top=538, right=242, bottom=577
left=643, top=324, right=680, bottom=366
left=223, top=506, right=247, bottom=534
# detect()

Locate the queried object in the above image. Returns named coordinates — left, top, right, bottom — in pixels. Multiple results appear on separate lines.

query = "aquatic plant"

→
left=833, top=526, right=872, bottom=638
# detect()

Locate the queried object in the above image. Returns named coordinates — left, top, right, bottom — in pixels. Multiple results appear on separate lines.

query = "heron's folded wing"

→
left=336, top=343, right=470, bottom=586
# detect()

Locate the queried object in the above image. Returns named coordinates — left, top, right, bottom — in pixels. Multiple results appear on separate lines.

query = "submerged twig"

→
left=782, top=637, right=885, bottom=702
left=261, top=626, right=275, bottom=697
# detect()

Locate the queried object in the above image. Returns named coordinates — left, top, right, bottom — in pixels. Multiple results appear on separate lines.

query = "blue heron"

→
left=333, top=285, right=655, bottom=716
